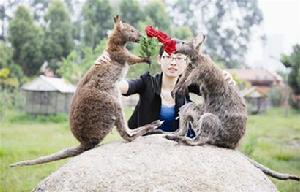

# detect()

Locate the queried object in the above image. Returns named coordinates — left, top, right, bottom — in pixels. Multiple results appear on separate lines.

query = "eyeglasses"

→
left=161, top=55, right=187, bottom=62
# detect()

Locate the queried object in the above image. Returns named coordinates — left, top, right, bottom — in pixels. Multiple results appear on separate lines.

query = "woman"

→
left=97, top=46, right=235, bottom=137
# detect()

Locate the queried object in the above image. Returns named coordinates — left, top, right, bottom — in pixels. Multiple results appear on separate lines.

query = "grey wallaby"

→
left=165, top=34, right=299, bottom=181
left=10, top=15, right=162, bottom=167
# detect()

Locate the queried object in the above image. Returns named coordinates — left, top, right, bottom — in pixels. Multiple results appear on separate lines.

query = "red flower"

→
left=145, top=25, right=176, bottom=55
left=156, top=31, right=169, bottom=43
left=145, top=26, right=156, bottom=38
left=164, top=39, right=177, bottom=55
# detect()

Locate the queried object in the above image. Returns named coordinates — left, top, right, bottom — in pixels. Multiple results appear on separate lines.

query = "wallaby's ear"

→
left=192, top=33, right=206, bottom=51
left=113, top=15, right=123, bottom=29
left=114, top=15, right=120, bottom=23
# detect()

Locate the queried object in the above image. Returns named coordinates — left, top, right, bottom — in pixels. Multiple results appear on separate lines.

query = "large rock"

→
left=33, top=135, right=277, bottom=192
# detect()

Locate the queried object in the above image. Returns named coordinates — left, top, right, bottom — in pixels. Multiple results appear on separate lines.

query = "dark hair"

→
left=159, top=45, right=164, bottom=58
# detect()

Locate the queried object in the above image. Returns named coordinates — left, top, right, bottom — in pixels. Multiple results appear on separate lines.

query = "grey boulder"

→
left=33, top=134, right=277, bottom=192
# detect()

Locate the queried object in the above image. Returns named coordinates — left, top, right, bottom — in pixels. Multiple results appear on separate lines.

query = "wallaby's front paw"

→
left=165, top=134, right=180, bottom=142
left=145, top=120, right=163, bottom=132
left=142, top=120, right=164, bottom=134
left=143, top=57, right=151, bottom=64
left=146, top=129, right=165, bottom=134
left=171, top=89, right=176, bottom=98
left=177, top=85, right=188, bottom=95
left=150, top=120, right=164, bottom=129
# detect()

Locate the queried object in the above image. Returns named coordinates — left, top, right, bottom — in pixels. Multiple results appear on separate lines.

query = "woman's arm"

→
left=120, top=77, right=146, bottom=96
left=118, top=79, right=129, bottom=95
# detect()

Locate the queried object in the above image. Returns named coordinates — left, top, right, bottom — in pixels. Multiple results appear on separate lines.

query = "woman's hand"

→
left=118, top=80, right=129, bottom=95
left=223, top=70, right=236, bottom=86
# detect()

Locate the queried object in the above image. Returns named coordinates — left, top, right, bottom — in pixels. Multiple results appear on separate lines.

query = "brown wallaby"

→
left=10, top=15, right=163, bottom=167
left=165, top=34, right=299, bottom=181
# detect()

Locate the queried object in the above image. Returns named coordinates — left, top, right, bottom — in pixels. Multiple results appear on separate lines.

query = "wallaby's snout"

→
left=122, top=23, right=141, bottom=43
left=131, top=28, right=142, bottom=42
left=175, top=39, right=192, bottom=55
left=132, top=32, right=141, bottom=43
left=136, top=32, right=142, bottom=42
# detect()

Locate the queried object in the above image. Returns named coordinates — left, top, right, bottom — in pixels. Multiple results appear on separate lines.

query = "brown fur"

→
left=166, top=35, right=247, bottom=149
left=10, top=15, right=162, bottom=167
left=165, top=34, right=299, bottom=181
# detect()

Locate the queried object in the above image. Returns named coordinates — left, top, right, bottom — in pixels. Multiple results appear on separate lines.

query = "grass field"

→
left=1, top=107, right=299, bottom=192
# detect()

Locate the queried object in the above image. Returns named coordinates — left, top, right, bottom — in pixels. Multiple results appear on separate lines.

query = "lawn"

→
left=1, top=107, right=299, bottom=192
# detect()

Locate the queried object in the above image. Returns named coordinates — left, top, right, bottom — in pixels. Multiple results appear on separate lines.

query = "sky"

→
left=245, top=0, right=300, bottom=72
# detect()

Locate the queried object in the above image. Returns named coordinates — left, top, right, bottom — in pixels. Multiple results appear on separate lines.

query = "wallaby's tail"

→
left=10, top=145, right=87, bottom=167
left=245, top=156, right=299, bottom=181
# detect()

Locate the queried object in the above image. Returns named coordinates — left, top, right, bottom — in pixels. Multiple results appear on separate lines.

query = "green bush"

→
left=289, top=94, right=300, bottom=110
left=268, top=86, right=285, bottom=107
left=0, top=89, right=25, bottom=121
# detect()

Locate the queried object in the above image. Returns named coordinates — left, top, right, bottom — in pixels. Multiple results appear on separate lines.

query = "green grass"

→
left=239, top=108, right=300, bottom=192
left=1, top=107, right=299, bottom=191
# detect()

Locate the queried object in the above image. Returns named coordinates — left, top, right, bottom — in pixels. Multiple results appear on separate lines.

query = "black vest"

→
left=124, top=72, right=201, bottom=131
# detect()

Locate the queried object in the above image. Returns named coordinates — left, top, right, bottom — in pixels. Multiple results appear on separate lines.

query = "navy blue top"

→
left=159, top=104, right=195, bottom=138
left=124, top=72, right=200, bottom=138
left=159, top=105, right=176, bottom=132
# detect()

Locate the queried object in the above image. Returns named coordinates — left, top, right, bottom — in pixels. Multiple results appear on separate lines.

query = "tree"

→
left=168, top=0, right=199, bottom=34
left=281, top=44, right=300, bottom=95
left=0, top=41, right=23, bottom=89
left=8, top=5, right=44, bottom=76
left=172, top=26, right=193, bottom=40
left=119, top=0, right=144, bottom=28
left=0, top=0, right=20, bottom=40
left=281, top=44, right=300, bottom=110
left=0, top=41, right=12, bottom=69
left=42, top=0, right=74, bottom=72
left=0, top=2, right=6, bottom=40
left=58, top=40, right=107, bottom=83
left=82, top=0, right=113, bottom=49
left=144, top=0, right=171, bottom=33
left=31, top=0, right=81, bottom=23
left=30, top=0, right=50, bottom=24
left=169, top=0, right=263, bottom=68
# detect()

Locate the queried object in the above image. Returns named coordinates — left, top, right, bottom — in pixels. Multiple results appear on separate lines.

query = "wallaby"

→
left=10, top=15, right=162, bottom=167
left=165, top=34, right=299, bottom=181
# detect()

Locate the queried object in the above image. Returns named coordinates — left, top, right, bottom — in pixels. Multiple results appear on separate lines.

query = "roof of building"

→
left=227, top=68, right=283, bottom=82
left=241, top=86, right=270, bottom=98
left=22, top=75, right=76, bottom=93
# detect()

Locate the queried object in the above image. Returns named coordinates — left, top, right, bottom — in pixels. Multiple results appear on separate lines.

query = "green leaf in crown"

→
left=139, top=36, right=159, bottom=58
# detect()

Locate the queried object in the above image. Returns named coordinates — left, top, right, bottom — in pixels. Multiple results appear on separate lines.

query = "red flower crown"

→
left=145, top=26, right=176, bottom=55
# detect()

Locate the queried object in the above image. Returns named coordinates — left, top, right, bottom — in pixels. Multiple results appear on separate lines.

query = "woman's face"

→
left=158, top=51, right=188, bottom=78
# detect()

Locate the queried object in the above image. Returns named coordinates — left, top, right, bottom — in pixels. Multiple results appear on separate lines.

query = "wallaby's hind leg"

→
left=114, top=102, right=163, bottom=142
left=176, top=136, right=210, bottom=146
left=71, top=89, right=118, bottom=147
left=182, top=113, right=222, bottom=146
left=167, top=113, right=222, bottom=146
left=177, top=103, right=197, bottom=136
left=165, top=103, right=203, bottom=141
left=194, top=113, right=222, bottom=139
left=165, top=105, right=194, bottom=141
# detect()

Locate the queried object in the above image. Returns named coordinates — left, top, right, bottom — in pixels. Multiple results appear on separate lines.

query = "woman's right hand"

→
left=118, top=79, right=129, bottom=95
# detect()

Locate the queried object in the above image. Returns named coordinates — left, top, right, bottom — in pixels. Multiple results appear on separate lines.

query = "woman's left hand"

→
left=223, top=70, right=236, bottom=86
